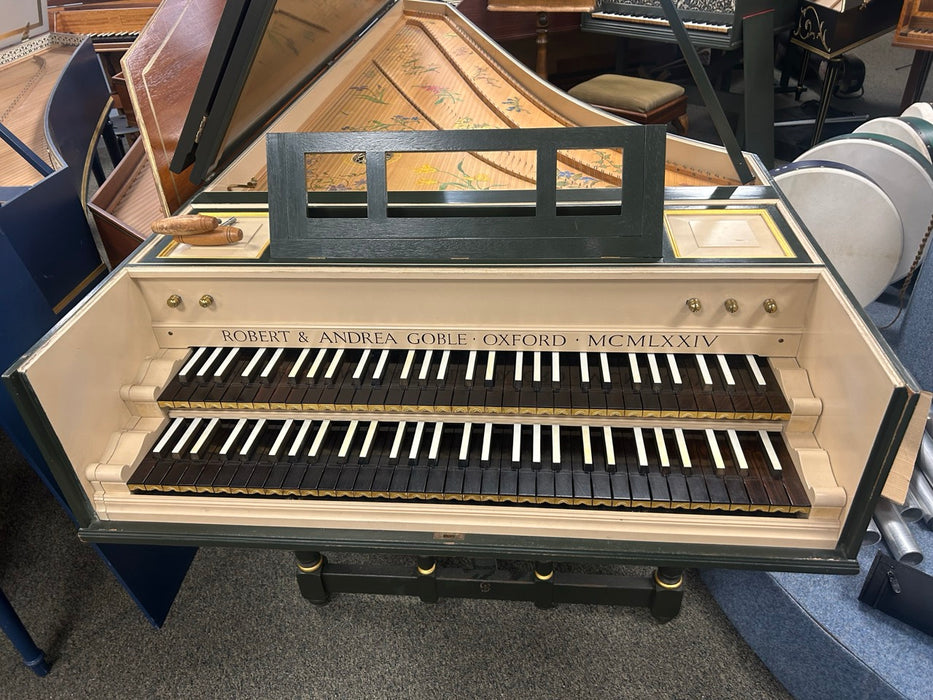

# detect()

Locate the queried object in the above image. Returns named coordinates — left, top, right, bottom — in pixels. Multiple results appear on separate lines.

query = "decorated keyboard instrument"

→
left=4, top=0, right=929, bottom=574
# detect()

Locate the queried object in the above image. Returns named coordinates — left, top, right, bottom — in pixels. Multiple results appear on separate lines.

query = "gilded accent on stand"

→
left=297, top=555, right=324, bottom=573
left=793, top=6, right=831, bottom=53
left=417, top=561, right=437, bottom=575
left=654, top=571, right=684, bottom=589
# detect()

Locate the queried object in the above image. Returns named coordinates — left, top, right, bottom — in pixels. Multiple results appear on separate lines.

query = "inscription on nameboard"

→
left=217, top=328, right=723, bottom=351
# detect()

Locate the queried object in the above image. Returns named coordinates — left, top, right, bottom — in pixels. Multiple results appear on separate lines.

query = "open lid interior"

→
left=170, top=0, right=396, bottom=185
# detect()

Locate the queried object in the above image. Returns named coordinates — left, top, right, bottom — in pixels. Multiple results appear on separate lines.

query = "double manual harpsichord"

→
left=4, top=0, right=929, bottom=573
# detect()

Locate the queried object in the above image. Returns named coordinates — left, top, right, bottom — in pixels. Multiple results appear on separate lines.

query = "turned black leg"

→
left=416, top=556, right=438, bottom=603
left=650, top=567, right=684, bottom=622
left=296, top=551, right=329, bottom=605
left=533, top=561, right=555, bottom=609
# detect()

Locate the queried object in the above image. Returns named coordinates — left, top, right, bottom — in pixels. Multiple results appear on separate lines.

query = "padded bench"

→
left=569, top=74, right=689, bottom=134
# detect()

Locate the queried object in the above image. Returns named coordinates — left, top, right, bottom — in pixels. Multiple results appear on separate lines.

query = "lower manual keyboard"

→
left=127, top=417, right=810, bottom=514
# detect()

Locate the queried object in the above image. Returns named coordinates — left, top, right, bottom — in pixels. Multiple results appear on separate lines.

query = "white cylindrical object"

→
left=863, top=517, right=882, bottom=546
left=874, top=498, right=923, bottom=565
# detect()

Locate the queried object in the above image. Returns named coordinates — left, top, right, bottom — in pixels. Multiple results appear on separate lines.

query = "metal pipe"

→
left=918, top=431, right=933, bottom=485
left=902, top=492, right=924, bottom=523
left=874, top=498, right=923, bottom=564
left=909, top=469, right=933, bottom=529
left=862, top=517, right=882, bottom=546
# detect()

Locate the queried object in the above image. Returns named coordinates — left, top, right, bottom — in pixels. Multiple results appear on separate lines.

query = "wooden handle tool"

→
left=172, top=226, right=244, bottom=246
left=151, top=214, right=220, bottom=235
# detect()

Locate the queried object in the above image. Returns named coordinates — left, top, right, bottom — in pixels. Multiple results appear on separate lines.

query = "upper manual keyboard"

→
left=157, top=347, right=791, bottom=420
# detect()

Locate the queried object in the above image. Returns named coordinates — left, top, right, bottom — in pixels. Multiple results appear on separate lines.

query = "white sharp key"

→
left=481, top=422, right=493, bottom=463
left=418, top=350, right=434, bottom=383
left=239, top=418, right=266, bottom=457
left=400, top=350, right=416, bottom=381
left=533, top=352, right=542, bottom=388
left=190, top=417, right=220, bottom=459
left=338, top=420, right=359, bottom=460
left=633, top=427, right=648, bottom=468
left=602, top=426, right=616, bottom=467
left=484, top=351, right=496, bottom=386
left=581, top=425, right=593, bottom=467
left=428, top=422, right=443, bottom=463
left=196, top=347, right=224, bottom=378
left=551, top=425, right=561, bottom=465
left=465, top=351, right=477, bottom=385
left=288, top=420, right=312, bottom=460
left=308, top=419, right=331, bottom=459
left=717, top=354, right=736, bottom=386
left=747, top=354, right=767, bottom=386
left=551, top=352, right=560, bottom=385
left=288, top=348, right=311, bottom=383
left=532, top=424, right=541, bottom=464
left=389, top=421, right=407, bottom=462
left=153, top=417, right=185, bottom=454
left=666, top=354, right=682, bottom=385
left=653, top=427, right=670, bottom=468
left=459, top=423, right=472, bottom=465
left=372, top=349, right=390, bottom=384
left=359, top=421, right=379, bottom=462
left=324, top=348, right=344, bottom=381
left=241, top=348, right=267, bottom=380
left=352, top=349, right=372, bottom=382
left=697, top=354, right=713, bottom=387
left=172, top=417, right=203, bottom=457
left=628, top=353, right=642, bottom=384
left=260, top=347, right=284, bottom=381
left=728, top=429, right=748, bottom=470
left=179, top=347, right=207, bottom=379
left=269, top=419, right=294, bottom=458
left=647, top=354, right=661, bottom=385
left=514, top=351, right=524, bottom=385
left=705, top=429, right=725, bottom=470
left=674, top=428, right=691, bottom=468
left=759, top=430, right=782, bottom=472
left=220, top=418, right=248, bottom=457
left=214, top=347, right=240, bottom=379
left=408, top=421, right=426, bottom=464
left=306, top=348, right=328, bottom=380
left=436, top=350, right=450, bottom=382
left=599, top=352, right=611, bottom=388
left=579, top=352, right=590, bottom=388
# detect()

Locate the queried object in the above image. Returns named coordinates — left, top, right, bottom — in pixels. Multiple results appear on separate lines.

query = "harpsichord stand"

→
left=295, top=552, right=685, bottom=620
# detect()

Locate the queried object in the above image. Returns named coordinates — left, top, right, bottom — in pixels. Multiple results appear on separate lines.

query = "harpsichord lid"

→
left=171, top=0, right=396, bottom=184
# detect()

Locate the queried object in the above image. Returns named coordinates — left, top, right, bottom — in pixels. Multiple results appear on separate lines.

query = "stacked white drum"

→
left=771, top=102, right=933, bottom=306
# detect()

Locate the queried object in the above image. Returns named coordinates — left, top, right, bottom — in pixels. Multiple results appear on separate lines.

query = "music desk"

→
left=790, top=0, right=904, bottom=145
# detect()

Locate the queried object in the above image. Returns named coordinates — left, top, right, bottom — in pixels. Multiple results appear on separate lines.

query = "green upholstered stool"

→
left=569, top=74, right=689, bottom=134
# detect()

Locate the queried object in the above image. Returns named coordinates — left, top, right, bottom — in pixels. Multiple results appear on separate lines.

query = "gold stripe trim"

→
left=52, top=263, right=106, bottom=314
left=665, top=208, right=794, bottom=259
left=417, top=561, right=437, bottom=575
left=81, top=97, right=114, bottom=204
left=654, top=571, right=683, bottom=589
left=297, top=555, right=324, bottom=573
